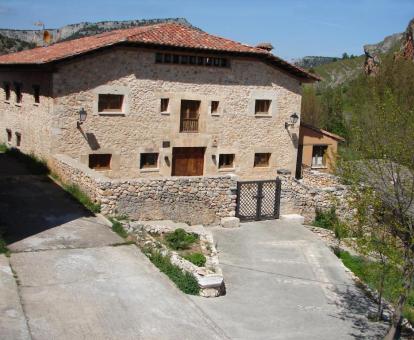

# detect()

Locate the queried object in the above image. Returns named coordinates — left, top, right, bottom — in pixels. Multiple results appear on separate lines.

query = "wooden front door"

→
left=172, top=147, right=205, bottom=176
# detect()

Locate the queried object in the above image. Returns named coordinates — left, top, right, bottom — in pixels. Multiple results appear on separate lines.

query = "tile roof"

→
left=0, top=23, right=319, bottom=81
left=300, top=123, right=346, bottom=142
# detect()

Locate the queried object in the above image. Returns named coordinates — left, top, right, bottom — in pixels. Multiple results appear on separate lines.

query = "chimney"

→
left=255, top=42, right=274, bottom=52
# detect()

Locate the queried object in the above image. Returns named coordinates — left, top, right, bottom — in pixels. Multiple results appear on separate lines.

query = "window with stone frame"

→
left=15, top=132, right=21, bottom=147
left=3, top=82, right=10, bottom=101
left=211, top=101, right=220, bottom=114
left=140, top=153, right=159, bottom=169
left=218, top=154, right=235, bottom=169
left=6, top=129, right=11, bottom=142
left=14, top=83, right=22, bottom=104
left=33, top=85, right=40, bottom=104
left=98, top=94, right=124, bottom=113
left=89, top=154, right=112, bottom=170
left=255, top=99, right=271, bottom=115
left=254, top=153, right=271, bottom=167
left=160, top=98, right=169, bottom=113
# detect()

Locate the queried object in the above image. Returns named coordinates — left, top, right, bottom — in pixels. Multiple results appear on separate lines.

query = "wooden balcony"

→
left=180, top=118, right=199, bottom=132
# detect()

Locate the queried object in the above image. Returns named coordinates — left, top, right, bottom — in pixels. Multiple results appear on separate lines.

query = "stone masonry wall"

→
left=280, top=168, right=352, bottom=223
left=51, top=47, right=302, bottom=180
left=50, top=154, right=237, bottom=225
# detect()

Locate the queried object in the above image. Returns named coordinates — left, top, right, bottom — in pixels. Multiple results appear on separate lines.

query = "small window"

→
left=164, top=54, right=172, bottom=63
left=172, top=54, right=180, bottom=64
left=312, top=145, right=328, bottom=167
left=155, top=53, right=163, bottom=63
left=33, top=85, right=40, bottom=104
left=160, top=98, right=169, bottom=113
left=15, top=132, right=21, bottom=147
left=219, top=154, right=235, bottom=169
left=211, top=101, right=219, bottom=114
left=14, top=83, right=22, bottom=104
left=6, top=129, right=11, bottom=142
left=255, top=100, right=271, bottom=115
left=98, top=94, right=124, bottom=113
left=89, top=154, right=111, bottom=170
left=254, top=153, right=271, bottom=168
left=140, top=153, right=158, bottom=169
left=3, top=82, right=10, bottom=101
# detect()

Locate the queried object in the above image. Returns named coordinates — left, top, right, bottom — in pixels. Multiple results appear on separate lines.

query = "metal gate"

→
left=235, top=178, right=282, bottom=221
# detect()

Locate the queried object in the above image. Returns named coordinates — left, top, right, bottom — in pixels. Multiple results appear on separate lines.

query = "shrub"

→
left=110, top=219, right=128, bottom=238
left=164, top=228, right=198, bottom=250
left=184, top=252, right=206, bottom=267
left=313, top=207, right=339, bottom=230
left=148, top=250, right=200, bottom=295
left=63, top=184, right=101, bottom=213
left=0, top=228, right=8, bottom=255
left=0, top=143, right=7, bottom=152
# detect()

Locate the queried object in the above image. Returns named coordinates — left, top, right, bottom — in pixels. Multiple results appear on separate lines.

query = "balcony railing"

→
left=180, top=118, right=199, bottom=132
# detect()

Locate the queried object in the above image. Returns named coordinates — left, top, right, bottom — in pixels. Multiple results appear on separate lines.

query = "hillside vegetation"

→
left=0, top=34, right=35, bottom=55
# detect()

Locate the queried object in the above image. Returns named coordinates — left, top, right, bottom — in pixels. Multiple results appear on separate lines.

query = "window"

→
left=33, top=85, right=40, bottom=104
left=6, top=129, right=11, bottom=142
left=255, top=100, right=271, bottom=115
left=180, top=100, right=200, bottom=132
left=312, top=145, right=328, bottom=168
left=98, top=94, right=123, bottom=113
left=211, top=101, right=219, bottom=114
left=15, top=132, right=21, bottom=147
left=254, top=153, right=271, bottom=168
left=89, top=154, right=111, bottom=170
left=160, top=98, right=169, bottom=113
left=140, top=153, right=159, bottom=169
left=14, top=83, right=22, bottom=104
left=155, top=53, right=229, bottom=68
left=219, top=154, right=235, bottom=169
left=3, top=82, right=10, bottom=101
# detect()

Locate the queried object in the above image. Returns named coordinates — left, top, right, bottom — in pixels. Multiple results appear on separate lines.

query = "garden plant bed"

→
left=122, top=220, right=225, bottom=297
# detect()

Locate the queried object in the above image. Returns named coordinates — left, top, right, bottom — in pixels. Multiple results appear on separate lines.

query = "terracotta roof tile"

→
left=0, top=22, right=319, bottom=81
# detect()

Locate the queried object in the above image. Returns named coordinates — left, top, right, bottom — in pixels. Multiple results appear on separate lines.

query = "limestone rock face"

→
left=402, top=18, right=414, bottom=61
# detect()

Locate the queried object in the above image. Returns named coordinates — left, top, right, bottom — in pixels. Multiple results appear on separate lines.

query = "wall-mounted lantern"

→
left=77, top=108, right=87, bottom=128
left=285, top=112, right=299, bottom=129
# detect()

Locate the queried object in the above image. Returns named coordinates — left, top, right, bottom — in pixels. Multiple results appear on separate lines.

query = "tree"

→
left=339, top=56, right=414, bottom=339
left=342, top=52, right=349, bottom=59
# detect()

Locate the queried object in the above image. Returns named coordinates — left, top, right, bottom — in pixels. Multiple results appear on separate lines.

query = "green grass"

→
left=164, top=228, right=199, bottom=251
left=5, top=148, right=49, bottom=175
left=184, top=252, right=206, bottom=267
left=146, top=249, right=200, bottom=295
left=313, top=207, right=339, bottom=230
left=337, top=250, right=414, bottom=324
left=62, top=183, right=101, bottom=213
left=110, top=219, right=128, bottom=238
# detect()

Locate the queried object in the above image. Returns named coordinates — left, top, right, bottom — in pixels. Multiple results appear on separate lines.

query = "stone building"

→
left=0, top=22, right=318, bottom=180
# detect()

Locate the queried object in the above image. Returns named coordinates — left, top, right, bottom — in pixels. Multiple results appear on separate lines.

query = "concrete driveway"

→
left=190, top=220, right=388, bottom=340
left=0, top=153, right=225, bottom=340
left=0, top=152, right=388, bottom=339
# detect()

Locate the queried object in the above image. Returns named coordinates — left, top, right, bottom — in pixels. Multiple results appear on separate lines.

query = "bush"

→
left=313, top=207, right=339, bottom=230
left=0, top=143, right=7, bottom=152
left=0, top=228, right=8, bottom=255
left=63, top=184, right=101, bottom=213
left=164, top=228, right=198, bottom=250
left=184, top=252, right=206, bottom=267
left=148, top=250, right=200, bottom=295
left=110, top=219, right=128, bottom=238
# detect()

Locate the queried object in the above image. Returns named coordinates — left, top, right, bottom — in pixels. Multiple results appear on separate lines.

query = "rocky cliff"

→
left=0, top=18, right=192, bottom=55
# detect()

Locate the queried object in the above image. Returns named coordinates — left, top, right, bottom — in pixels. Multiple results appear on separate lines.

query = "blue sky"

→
left=1, top=0, right=413, bottom=60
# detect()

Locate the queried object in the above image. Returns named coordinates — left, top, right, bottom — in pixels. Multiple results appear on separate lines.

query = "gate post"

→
left=274, top=177, right=282, bottom=219
left=235, top=181, right=241, bottom=218
left=255, top=182, right=263, bottom=220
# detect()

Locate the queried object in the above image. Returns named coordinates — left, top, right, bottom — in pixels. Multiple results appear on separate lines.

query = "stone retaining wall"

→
left=50, top=154, right=237, bottom=225
left=280, top=168, right=352, bottom=223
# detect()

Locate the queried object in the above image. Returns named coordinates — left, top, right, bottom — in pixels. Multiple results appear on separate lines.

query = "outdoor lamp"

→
left=77, top=108, right=87, bottom=128
left=285, top=112, right=299, bottom=129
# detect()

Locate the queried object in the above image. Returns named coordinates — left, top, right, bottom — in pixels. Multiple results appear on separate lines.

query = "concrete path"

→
left=190, top=220, right=388, bottom=340
left=0, top=153, right=225, bottom=340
